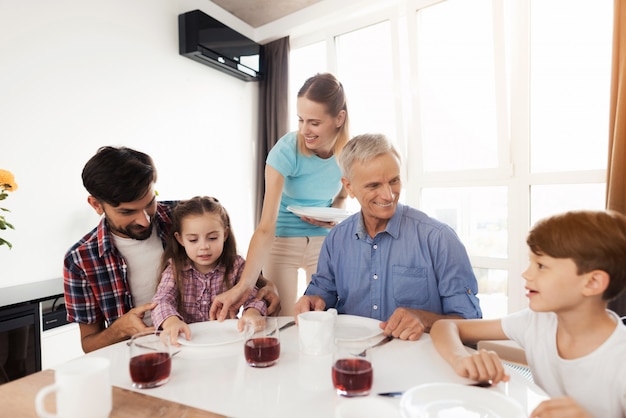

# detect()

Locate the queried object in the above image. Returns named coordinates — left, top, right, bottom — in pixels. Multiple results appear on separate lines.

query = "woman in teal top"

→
left=211, top=73, right=350, bottom=317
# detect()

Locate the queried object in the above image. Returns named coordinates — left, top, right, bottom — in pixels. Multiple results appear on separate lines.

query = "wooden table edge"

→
left=0, top=369, right=226, bottom=418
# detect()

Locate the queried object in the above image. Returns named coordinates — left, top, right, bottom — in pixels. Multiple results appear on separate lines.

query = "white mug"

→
left=298, top=309, right=337, bottom=355
left=35, top=356, right=112, bottom=418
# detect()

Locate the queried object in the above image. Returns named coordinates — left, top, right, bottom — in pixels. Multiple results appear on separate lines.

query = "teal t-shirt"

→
left=266, top=131, right=343, bottom=237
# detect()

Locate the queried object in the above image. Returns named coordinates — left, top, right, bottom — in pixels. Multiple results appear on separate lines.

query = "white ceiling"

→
left=210, top=0, right=325, bottom=28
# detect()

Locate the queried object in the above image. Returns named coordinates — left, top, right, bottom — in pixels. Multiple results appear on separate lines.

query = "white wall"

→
left=0, top=0, right=259, bottom=288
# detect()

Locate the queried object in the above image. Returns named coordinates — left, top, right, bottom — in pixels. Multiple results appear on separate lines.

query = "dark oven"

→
left=0, top=302, right=41, bottom=383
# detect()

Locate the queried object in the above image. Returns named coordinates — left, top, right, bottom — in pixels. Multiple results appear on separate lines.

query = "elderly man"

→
left=294, top=133, right=482, bottom=340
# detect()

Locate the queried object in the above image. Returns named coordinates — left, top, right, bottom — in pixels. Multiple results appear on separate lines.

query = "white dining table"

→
left=85, top=316, right=548, bottom=418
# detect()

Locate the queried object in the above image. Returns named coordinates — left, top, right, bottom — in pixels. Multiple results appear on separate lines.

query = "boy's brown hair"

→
left=526, top=210, right=626, bottom=301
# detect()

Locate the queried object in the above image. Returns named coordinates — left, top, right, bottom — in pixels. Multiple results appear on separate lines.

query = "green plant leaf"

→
left=0, top=219, right=12, bottom=230
left=0, top=237, right=12, bottom=249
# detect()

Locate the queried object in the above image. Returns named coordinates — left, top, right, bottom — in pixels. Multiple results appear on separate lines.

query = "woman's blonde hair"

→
left=296, top=73, right=350, bottom=157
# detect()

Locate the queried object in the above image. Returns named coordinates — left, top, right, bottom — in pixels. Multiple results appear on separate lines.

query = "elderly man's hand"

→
left=293, top=295, right=326, bottom=322
left=379, top=307, right=427, bottom=340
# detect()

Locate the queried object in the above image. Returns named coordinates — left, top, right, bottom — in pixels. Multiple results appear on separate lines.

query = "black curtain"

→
left=255, top=37, right=290, bottom=226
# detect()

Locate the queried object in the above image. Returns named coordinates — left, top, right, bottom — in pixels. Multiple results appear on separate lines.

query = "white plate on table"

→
left=400, top=383, right=525, bottom=418
left=177, top=320, right=243, bottom=347
left=287, top=205, right=353, bottom=223
left=335, top=315, right=383, bottom=341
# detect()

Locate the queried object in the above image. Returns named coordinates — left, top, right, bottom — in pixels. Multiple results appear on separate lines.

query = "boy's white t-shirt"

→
left=112, top=225, right=164, bottom=327
left=501, top=309, right=626, bottom=418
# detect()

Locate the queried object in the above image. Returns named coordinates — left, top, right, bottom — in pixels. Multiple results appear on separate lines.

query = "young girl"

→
left=151, top=196, right=267, bottom=345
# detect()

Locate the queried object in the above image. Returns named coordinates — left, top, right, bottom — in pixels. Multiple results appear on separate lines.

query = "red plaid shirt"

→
left=63, top=202, right=175, bottom=326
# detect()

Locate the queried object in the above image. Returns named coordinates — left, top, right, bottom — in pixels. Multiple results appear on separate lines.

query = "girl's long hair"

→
left=158, top=196, right=238, bottom=312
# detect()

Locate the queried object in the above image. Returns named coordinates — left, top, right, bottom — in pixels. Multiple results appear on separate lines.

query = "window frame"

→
left=289, top=0, right=609, bottom=315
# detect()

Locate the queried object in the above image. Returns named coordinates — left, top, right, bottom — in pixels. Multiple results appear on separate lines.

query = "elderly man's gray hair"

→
left=337, top=133, right=401, bottom=180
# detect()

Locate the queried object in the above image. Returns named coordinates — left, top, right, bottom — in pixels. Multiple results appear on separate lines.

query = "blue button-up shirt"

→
left=304, top=202, right=482, bottom=321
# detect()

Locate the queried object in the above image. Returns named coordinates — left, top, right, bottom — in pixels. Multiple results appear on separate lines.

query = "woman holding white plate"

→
left=210, top=73, right=351, bottom=318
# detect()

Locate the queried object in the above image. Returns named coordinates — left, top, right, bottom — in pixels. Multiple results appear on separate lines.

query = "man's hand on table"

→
left=379, top=307, right=427, bottom=341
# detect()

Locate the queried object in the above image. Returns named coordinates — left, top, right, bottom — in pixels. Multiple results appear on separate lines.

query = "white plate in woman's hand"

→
left=287, top=206, right=353, bottom=222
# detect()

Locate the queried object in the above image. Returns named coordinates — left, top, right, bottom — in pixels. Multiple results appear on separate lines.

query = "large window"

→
left=336, top=21, right=398, bottom=142
left=289, top=41, right=327, bottom=121
left=529, top=1, right=611, bottom=173
left=289, top=0, right=612, bottom=317
left=417, top=0, right=501, bottom=172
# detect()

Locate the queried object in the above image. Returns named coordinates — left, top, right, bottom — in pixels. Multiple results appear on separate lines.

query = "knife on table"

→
left=278, top=320, right=296, bottom=332
left=269, top=320, right=296, bottom=336
left=378, top=381, right=493, bottom=397
left=378, top=391, right=404, bottom=398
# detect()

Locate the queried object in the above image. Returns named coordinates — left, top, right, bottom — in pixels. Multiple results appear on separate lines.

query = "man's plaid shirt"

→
left=63, top=202, right=175, bottom=326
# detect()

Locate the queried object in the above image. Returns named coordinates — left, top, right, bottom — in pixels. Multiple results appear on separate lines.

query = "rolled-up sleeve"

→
left=242, top=287, right=268, bottom=316
left=432, top=226, right=482, bottom=319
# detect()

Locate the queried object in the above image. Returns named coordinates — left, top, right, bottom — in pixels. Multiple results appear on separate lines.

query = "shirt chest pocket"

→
left=391, top=265, right=430, bottom=306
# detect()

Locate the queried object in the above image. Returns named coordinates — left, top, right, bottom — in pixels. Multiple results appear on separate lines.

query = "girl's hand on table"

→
left=161, top=316, right=191, bottom=347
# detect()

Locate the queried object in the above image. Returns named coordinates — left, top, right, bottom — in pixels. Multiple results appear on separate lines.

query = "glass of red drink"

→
left=243, top=317, right=280, bottom=368
left=332, top=343, right=373, bottom=397
left=128, top=331, right=172, bottom=389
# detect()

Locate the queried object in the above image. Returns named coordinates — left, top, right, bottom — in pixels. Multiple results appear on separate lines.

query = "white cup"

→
left=35, top=356, right=112, bottom=418
left=298, top=309, right=337, bottom=355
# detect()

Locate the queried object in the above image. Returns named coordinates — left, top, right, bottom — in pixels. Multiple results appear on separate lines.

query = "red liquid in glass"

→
left=129, top=352, right=171, bottom=387
left=332, top=358, right=373, bottom=396
left=245, top=337, right=280, bottom=367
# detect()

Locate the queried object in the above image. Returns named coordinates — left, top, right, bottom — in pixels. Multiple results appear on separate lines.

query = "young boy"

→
left=431, top=210, right=626, bottom=418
